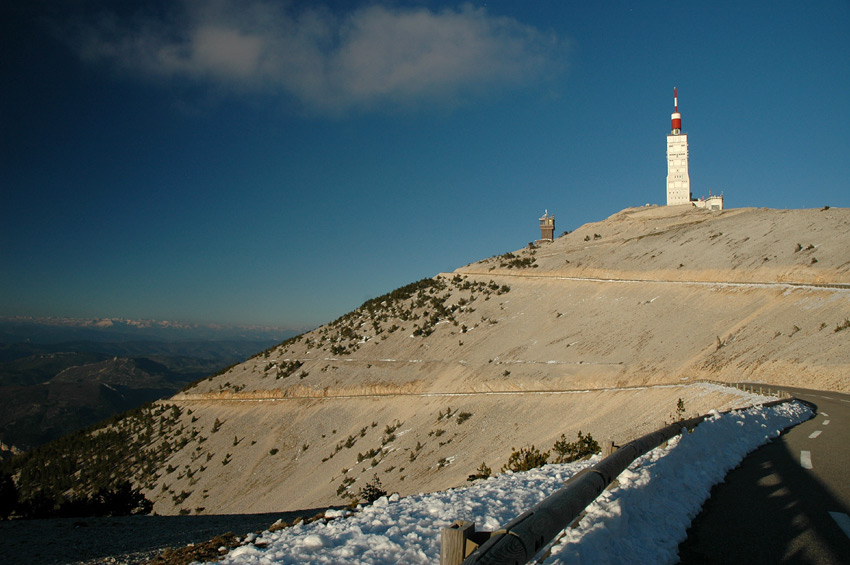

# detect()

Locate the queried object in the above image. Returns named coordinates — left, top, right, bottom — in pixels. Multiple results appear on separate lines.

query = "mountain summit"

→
left=8, top=206, right=849, bottom=516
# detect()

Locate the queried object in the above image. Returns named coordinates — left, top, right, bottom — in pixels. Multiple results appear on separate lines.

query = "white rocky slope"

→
left=139, top=206, right=848, bottom=515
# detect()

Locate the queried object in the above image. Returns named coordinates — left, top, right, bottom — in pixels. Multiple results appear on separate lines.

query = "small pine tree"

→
left=467, top=462, right=492, bottom=482
left=502, top=445, right=549, bottom=472
left=358, top=474, right=387, bottom=504
left=552, top=431, right=601, bottom=464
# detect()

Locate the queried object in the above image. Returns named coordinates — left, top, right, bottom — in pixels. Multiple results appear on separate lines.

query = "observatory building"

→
left=666, top=88, right=723, bottom=210
left=537, top=210, right=555, bottom=244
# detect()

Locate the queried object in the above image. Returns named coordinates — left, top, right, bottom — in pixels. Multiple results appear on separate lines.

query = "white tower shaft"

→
left=666, top=87, right=690, bottom=205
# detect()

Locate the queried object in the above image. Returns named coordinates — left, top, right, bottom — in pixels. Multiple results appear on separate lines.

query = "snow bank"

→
left=215, top=401, right=811, bottom=565
left=545, top=400, right=811, bottom=563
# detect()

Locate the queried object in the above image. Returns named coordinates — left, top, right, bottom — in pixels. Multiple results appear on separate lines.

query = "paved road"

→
left=679, top=387, right=850, bottom=564
left=454, top=270, right=850, bottom=292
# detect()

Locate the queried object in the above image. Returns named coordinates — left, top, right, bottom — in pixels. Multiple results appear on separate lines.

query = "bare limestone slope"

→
left=137, top=206, right=848, bottom=515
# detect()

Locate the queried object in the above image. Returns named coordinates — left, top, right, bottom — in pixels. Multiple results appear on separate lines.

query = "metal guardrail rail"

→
left=443, top=397, right=795, bottom=565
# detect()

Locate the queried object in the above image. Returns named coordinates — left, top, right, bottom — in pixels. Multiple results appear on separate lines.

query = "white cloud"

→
left=66, top=1, right=565, bottom=113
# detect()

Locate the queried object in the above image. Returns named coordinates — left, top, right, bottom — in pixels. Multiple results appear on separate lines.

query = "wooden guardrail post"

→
left=442, top=520, right=497, bottom=564
left=441, top=520, right=476, bottom=565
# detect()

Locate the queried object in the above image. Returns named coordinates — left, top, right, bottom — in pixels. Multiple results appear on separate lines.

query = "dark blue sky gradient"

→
left=2, top=1, right=848, bottom=327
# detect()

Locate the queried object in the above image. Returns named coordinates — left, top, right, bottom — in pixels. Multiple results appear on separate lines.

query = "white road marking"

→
left=830, top=512, right=850, bottom=539
left=823, top=420, right=830, bottom=425
left=819, top=396, right=834, bottom=401
left=808, top=430, right=822, bottom=439
left=821, top=412, right=829, bottom=417
left=800, top=451, right=813, bottom=469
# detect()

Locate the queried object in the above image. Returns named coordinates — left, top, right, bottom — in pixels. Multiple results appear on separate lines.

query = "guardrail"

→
left=691, top=379, right=792, bottom=399
left=441, top=396, right=795, bottom=565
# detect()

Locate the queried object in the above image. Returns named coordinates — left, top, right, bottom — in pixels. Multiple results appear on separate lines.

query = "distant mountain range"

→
left=0, top=316, right=305, bottom=344
left=0, top=317, right=305, bottom=452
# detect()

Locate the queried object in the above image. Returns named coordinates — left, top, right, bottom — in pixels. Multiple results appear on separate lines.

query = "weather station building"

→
left=538, top=210, right=555, bottom=243
left=666, top=88, right=723, bottom=210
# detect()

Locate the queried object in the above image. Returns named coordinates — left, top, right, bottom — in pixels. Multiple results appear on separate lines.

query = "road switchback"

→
left=679, top=387, right=850, bottom=563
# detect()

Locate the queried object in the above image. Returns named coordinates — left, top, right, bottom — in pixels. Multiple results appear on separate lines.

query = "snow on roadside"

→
left=215, top=401, right=812, bottom=565
left=543, top=400, right=812, bottom=563
left=218, top=462, right=595, bottom=565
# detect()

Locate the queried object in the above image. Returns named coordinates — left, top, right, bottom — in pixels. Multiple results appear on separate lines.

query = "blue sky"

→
left=2, top=1, right=848, bottom=329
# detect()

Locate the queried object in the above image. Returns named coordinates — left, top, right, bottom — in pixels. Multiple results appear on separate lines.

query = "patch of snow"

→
left=216, top=401, right=810, bottom=565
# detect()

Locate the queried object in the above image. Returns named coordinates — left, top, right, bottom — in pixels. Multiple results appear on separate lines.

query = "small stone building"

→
left=538, top=210, right=555, bottom=243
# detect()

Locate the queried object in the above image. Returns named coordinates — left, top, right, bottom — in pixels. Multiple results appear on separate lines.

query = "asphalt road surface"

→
left=679, top=386, right=850, bottom=564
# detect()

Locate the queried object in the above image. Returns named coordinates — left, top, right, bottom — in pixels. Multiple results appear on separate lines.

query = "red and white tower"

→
left=666, top=87, right=690, bottom=205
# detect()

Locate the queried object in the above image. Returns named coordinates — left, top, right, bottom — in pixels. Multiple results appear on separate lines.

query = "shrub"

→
left=153, top=532, right=241, bottom=564
left=835, top=319, right=850, bottom=333
left=336, top=477, right=355, bottom=497
left=467, top=462, right=492, bottom=482
left=552, top=431, right=600, bottom=464
left=676, top=398, right=686, bottom=420
left=456, top=412, right=472, bottom=425
left=502, top=445, right=549, bottom=472
left=358, top=474, right=387, bottom=504
left=357, top=448, right=380, bottom=463
left=172, top=490, right=191, bottom=505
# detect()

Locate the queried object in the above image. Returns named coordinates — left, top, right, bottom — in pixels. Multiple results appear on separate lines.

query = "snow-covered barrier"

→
left=215, top=399, right=811, bottom=565
left=459, top=398, right=811, bottom=564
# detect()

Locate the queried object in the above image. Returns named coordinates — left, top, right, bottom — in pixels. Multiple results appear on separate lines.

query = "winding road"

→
left=454, top=270, right=850, bottom=292
left=679, top=386, right=850, bottom=563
